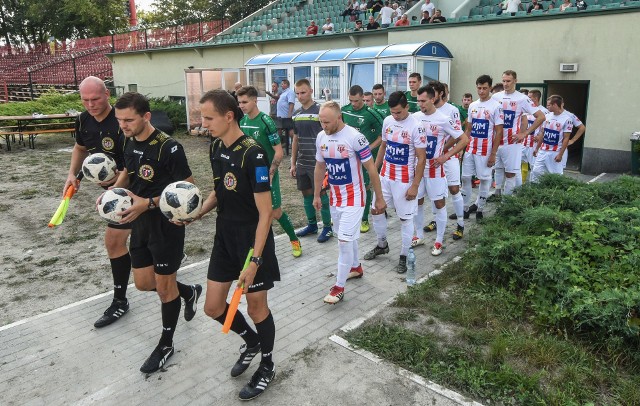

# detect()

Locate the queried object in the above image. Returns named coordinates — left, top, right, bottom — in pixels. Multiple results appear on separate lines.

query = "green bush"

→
left=149, top=97, right=187, bottom=129
left=468, top=175, right=640, bottom=343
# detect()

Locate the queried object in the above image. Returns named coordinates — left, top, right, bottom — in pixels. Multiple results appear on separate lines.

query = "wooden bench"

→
left=0, top=114, right=77, bottom=151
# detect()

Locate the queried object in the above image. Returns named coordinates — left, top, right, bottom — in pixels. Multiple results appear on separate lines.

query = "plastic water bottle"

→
left=406, top=248, right=416, bottom=286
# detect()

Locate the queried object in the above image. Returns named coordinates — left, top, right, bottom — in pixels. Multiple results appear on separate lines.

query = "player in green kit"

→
left=405, top=73, right=422, bottom=113
left=341, top=85, right=384, bottom=233
left=371, top=84, right=390, bottom=118
left=237, top=86, right=302, bottom=257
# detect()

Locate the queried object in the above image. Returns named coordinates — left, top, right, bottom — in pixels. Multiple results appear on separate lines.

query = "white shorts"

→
left=376, top=177, right=417, bottom=220
left=522, top=146, right=535, bottom=166
left=330, top=205, right=364, bottom=242
left=417, top=177, right=427, bottom=200
left=444, top=157, right=461, bottom=186
left=423, top=177, right=448, bottom=201
left=462, top=152, right=493, bottom=180
left=531, top=149, right=563, bottom=181
left=561, top=149, right=568, bottom=168
left=495, top=143, right=522, bottom=173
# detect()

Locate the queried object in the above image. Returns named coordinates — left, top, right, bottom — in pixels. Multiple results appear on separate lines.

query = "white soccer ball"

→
left=97, top=188, right=132, bottom=224
left=82, top=153, right=117, bottom=183
left=159, top=181, right=203, bottom=222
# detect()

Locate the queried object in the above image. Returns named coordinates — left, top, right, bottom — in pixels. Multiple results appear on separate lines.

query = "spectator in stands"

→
left=322, top=17, right=335, bottom=34
left=429, top=9, right=447, bottom=23
left=307, top=20, right=319, bottom=35
left=559, top=0, right=573, bottom=11
left=395, top=13, right=410, bottom=26
left=367, top=15, right=381, bottom=29
left=498, top=0, right=523, bottom=15
left=266, top=81, right=281, bottom=122
left=277, top=79, right=296, bottom=155
left=391, top=3, right=403, bottom=24
left=370, top=0, right=384, bottom=13
left=527, top=0, right=540, bottom=13
left=376, top=1, right=394, bottom=28
left=576, top=0, right=587, bottom=10
left=420, top=10, right=430, bottom=23
left=353, top=19, right=365, bottom=30
left=341, top=0, right=357, bottom=20
left=421, top=0, right=436, bottom=17
left=531, top=2, right=543, bottom=10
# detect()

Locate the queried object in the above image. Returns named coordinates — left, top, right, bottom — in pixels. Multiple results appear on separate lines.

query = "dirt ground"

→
left=0, top=133, right=305, bottom=326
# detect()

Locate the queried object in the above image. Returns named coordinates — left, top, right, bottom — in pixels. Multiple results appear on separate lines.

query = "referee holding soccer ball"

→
left=193, top=89, right=279, bottom=401
left=112, top=92, right=202, bottom=374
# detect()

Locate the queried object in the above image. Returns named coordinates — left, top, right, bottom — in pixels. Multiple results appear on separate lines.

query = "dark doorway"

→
left=544, top=81, right=590, bottom=172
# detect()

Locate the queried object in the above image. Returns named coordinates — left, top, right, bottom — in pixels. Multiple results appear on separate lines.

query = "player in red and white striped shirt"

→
left=530, top=95, right=573, bottom=182
left=364, top=91, right=426, bottom=274
left=314, top=101, right=385, bottom=304
left=491, top=70, right=545, bottom=196
left=461, top=75, right=504, bottom=220
left=522, top=89, right=549, bottom=183
left=413, top=85, right=468, bottom=256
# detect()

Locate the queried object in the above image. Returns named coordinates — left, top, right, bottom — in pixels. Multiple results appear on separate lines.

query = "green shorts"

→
left=271, top=171, right=282, bottom=209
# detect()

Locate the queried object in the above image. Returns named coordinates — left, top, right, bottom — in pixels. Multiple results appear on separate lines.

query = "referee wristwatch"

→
left=148, top=197, right=157, bottom=209
left=250, top=256, right=263, bottom=267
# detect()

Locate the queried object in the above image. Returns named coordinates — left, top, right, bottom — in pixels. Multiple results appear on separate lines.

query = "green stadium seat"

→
left=472, top=14, right=485, bottom=19
left=448, top=16, right=458, bottom=22
left=626, top=0, right=640, bottom=7
left=516, top=10, right=528, bottom=15
left=564, top=6, right=578, bottom=11
left=459, top=15, right=469, bottom=21
left=531, top=8, right=545, bottom=13
left=586, top=4, right=601, bottom=9
left=469, top=6, right=483, bottom=15
left=479, top=0, right=493, bottom=5
left=482, top=5, right=496, bottom=14
left=547, top=6, right=561, bottom=12
left=605, top=2, right=622, bottom=7
left=486, top=12, right=499, bottom=18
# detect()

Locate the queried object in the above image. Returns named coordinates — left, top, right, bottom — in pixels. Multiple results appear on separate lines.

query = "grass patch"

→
left=36, top=257, right=59, bottom=267
left=346, top=176, right=640, bottom=405
left=18, top=189, right=39, bottom=199
left=0, top=204, right=10, bottom=212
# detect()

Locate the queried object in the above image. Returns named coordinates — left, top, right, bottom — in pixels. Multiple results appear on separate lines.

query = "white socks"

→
left=400, top=219, right=413, bottom=257
left=337, top=240, right=354, bottom=287
left=413, top=203, right=425, bottom=239
left=372, top=213, right=387, bottom=247
left=435, top=206, right=447, bottom=244
left=451, top=192, right=464, bottom=227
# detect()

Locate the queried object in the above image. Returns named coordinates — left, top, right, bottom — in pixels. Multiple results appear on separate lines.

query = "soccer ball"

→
left=82, top=153, right=117, bottom=183
left=159, top=181, right=203, bottom=222
left=97, top=188, right=132, bottom=224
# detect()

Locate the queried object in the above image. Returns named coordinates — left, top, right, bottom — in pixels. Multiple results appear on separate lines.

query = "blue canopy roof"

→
left=245, top=42, right=452, bottom=66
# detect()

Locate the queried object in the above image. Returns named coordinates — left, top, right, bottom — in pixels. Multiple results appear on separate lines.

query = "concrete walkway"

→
left=1, top=199, right=485, bottom=405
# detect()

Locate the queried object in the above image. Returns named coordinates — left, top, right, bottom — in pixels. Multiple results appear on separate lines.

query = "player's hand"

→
left=434, top=155, right=447, bottom=167
left=372, top=196, right=387, bottom=214
left=487, top=153, right=496, bottom=167
left=238, top=262, right=258, bottom=294
left=63, top=175, right=80, bottom=197
left=119, top=191, right=146, bottom=224
left=313, top=196, right=322, bottom=211
left=533, top=149, right=539, bottom=157
left=555, top=153, right=562, bottom=163
left=405, top=185, right=418, bottom=201
left=97, top=170, right=119, bottom=188
left=96, top=191, right=105, bottom=211
left=290, top=165, right=296, bottom=178
left=514, top=132, right=527, bottom=143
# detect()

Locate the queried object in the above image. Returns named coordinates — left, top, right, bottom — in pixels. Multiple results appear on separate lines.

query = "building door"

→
left=545, top=80, right=590, bottom=172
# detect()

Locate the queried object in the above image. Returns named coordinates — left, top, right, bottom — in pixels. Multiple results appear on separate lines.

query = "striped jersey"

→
left=292, top=103, right=322, bottom=169
left=413, top=110, right=463, bottom=178
left=525, top=105, right=549, bottom=147
left=437, top=102, right=463, bottom=159
left=240, top=112, right=279, bottom=164
left=380, top=114, right=426, bottom=183
left=492, top=90, right=540, bottom=145
left=540, top=111, right=574, bottom=152
left=315, top=125, right=372, bottom=207
left=466, top=98, right=504, bottom=156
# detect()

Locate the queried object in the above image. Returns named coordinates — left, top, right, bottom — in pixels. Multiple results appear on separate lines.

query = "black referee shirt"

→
left=75, top=108, right=126, bottom=170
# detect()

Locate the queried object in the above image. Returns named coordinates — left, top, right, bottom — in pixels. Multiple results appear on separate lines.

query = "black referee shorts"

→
left=207, top=219, right=280, bottom=292
left=130, top=209, right=185, bottom=275
left=107, top=222, right=132, bottom=230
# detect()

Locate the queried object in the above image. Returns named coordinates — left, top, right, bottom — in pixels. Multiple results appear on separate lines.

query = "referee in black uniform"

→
left=112, top=92, right=202, bottom=374
left=195, top=90, right=279, bottom=400
left=63, top=76, right=131, bottom=328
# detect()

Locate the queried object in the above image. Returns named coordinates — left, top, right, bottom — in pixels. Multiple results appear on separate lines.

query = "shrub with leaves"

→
left=468, top=175, right=640, bottom=341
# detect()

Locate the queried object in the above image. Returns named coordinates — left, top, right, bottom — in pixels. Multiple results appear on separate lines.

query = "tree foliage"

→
left=0, top=0, right=130, bottom=49
left=142, top=0, right=270, bottom=27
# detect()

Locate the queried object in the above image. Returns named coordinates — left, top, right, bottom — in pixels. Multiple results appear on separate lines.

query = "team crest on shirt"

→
left=358, top=117, right=365, bottom=125
left=384, top=127, right=393, bottom=136
left=101, top=137, right=114, bottom=151
left=429, top=124, right=439, bottom=134
left=337, top=144, right=348, bottom=158
left=555, top=122, right=561, bottom=129
left=401, top=130, right=409, bottom=140
left=139, top=164, right=154, bottom=180
left=223, top=172, right=237, bottom=190
left=320, top=144, right=328, bottom=152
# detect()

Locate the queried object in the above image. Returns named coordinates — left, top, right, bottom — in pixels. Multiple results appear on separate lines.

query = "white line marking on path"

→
left=588, top=172, right=607, bottom=183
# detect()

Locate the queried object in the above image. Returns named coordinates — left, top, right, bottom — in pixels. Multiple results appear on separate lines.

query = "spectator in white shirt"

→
left=421, top=0, right=435, bottom=17
left=376, top=1, right=395, bottom=28
left=322, top=17, right=335, bottom=34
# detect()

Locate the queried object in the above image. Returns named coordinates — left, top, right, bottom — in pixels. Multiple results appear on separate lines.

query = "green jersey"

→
left=240, top=112, right=279, bottom=164
left=451, top=102, right=468, bottom=125
left=405, top=91, right=419, bottom=113
left=372, top=101, right=390, bottom=118
left=341, top=104, right=384, bottom=157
